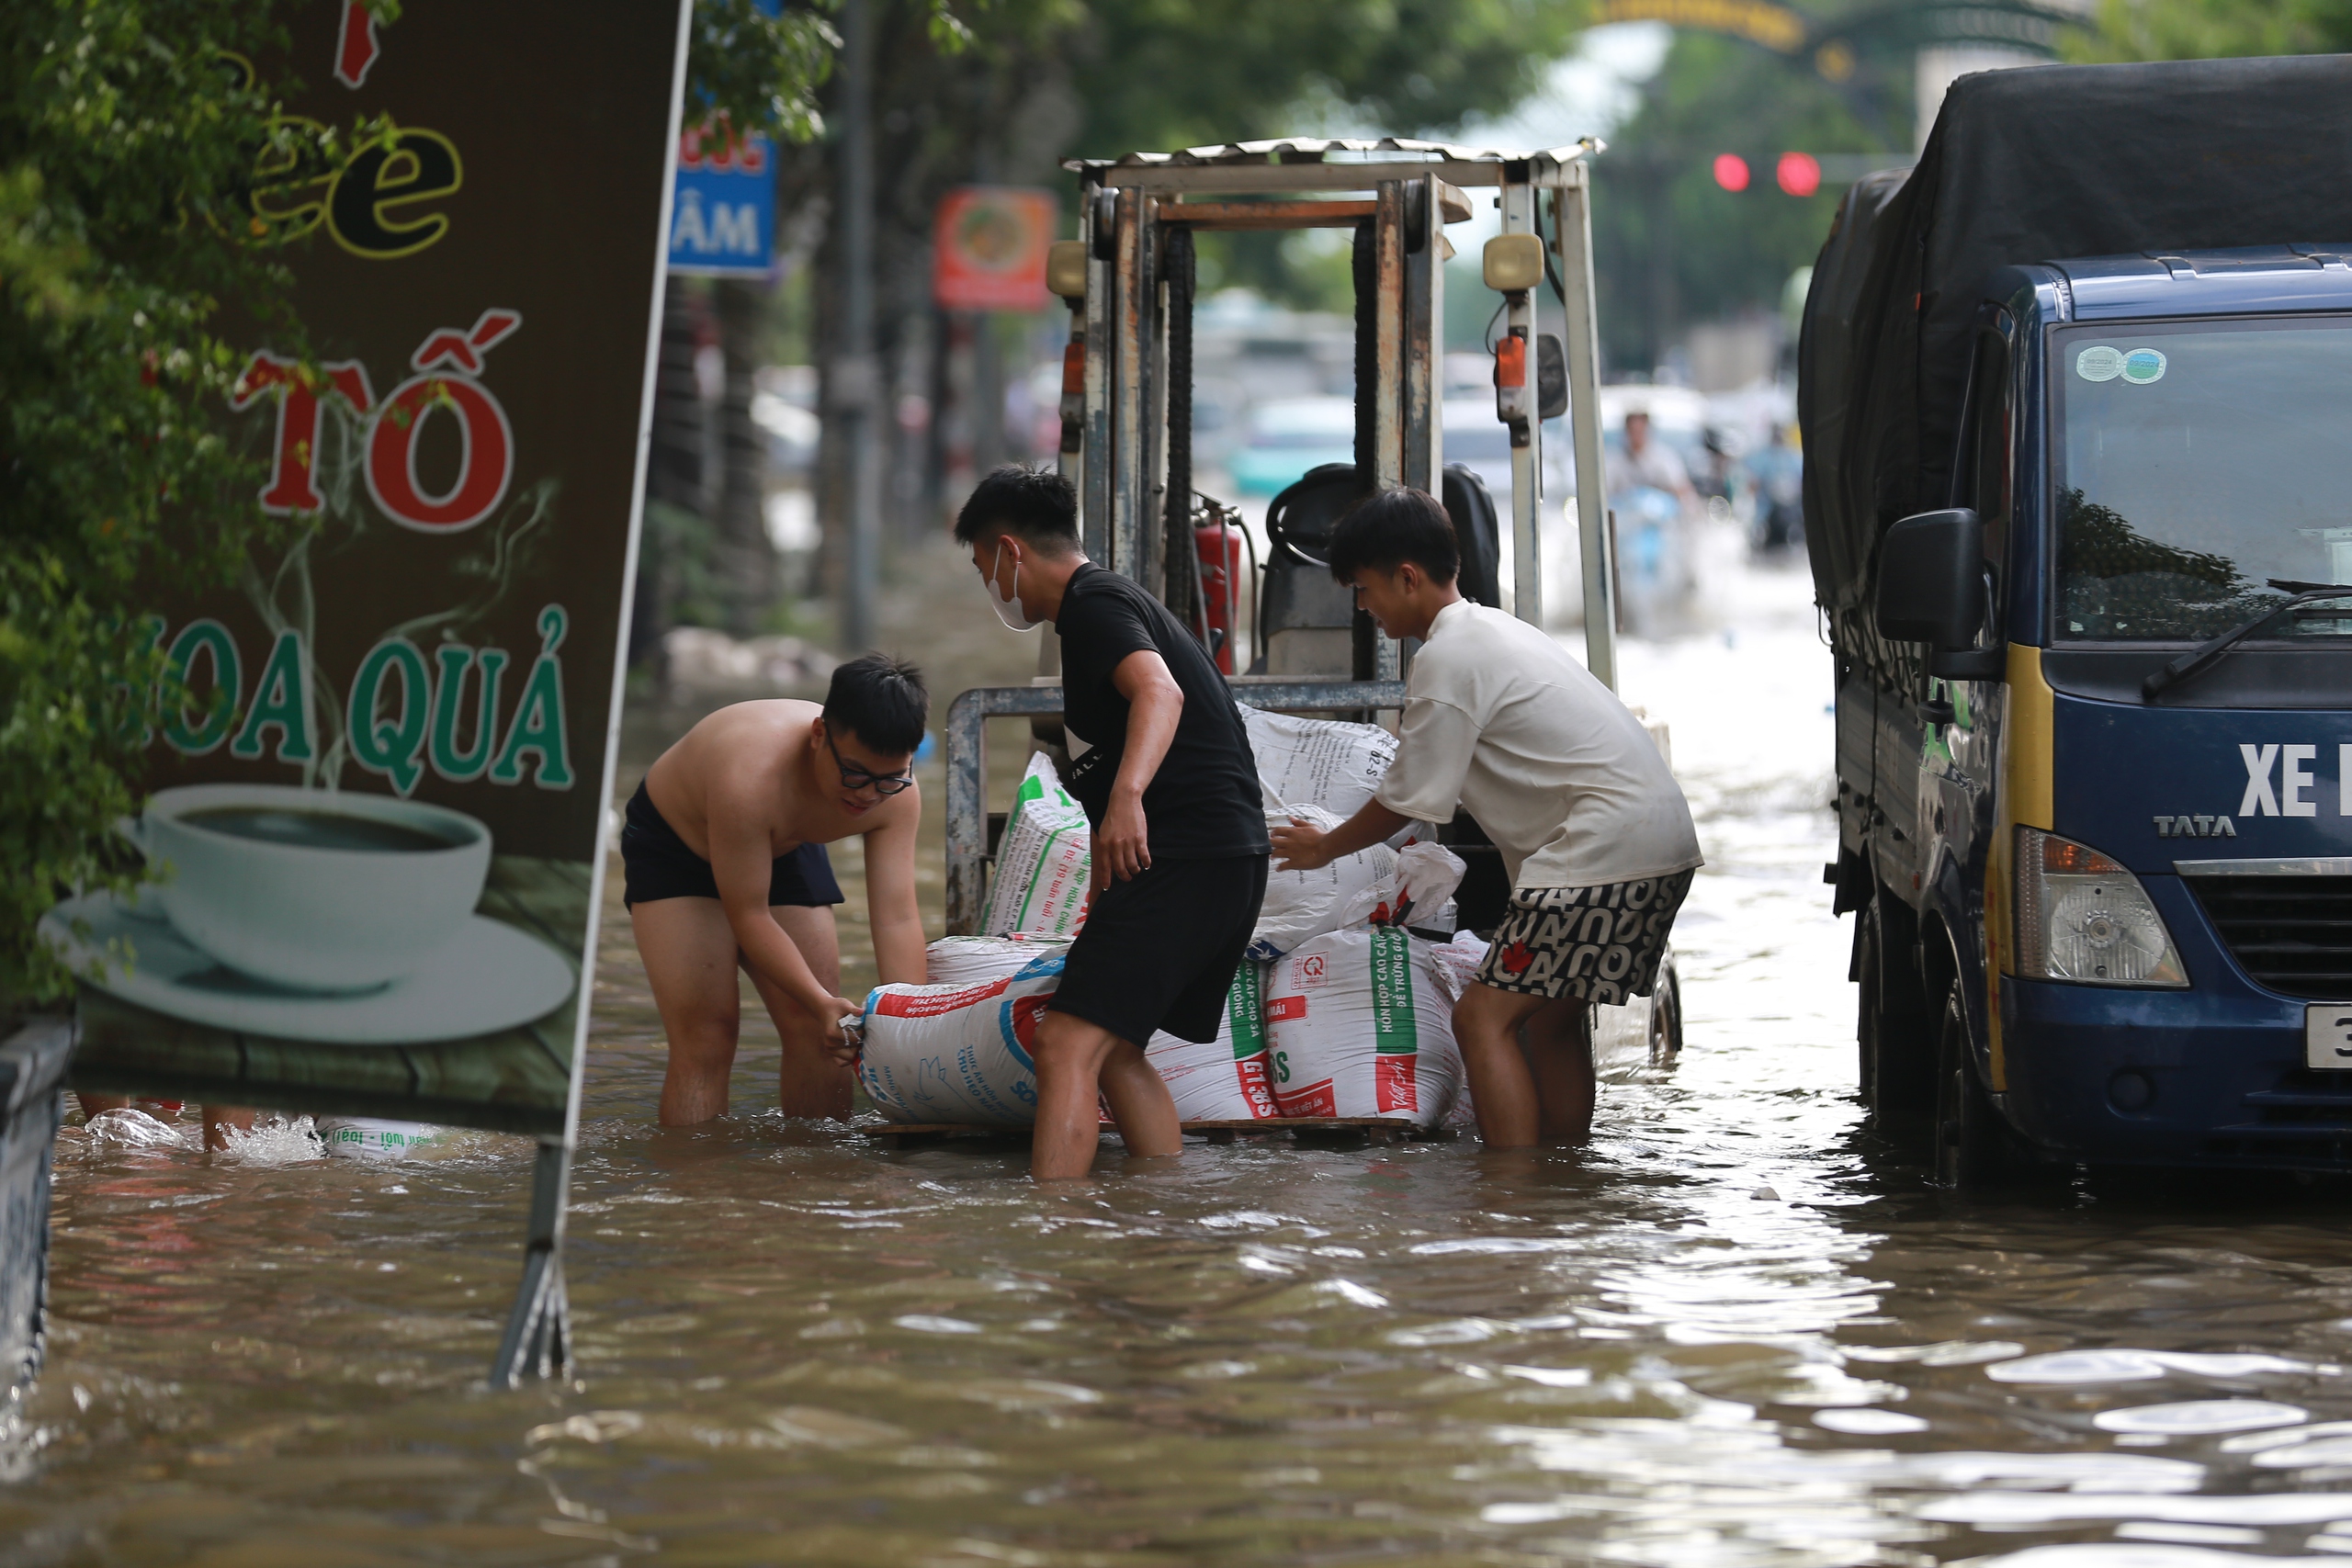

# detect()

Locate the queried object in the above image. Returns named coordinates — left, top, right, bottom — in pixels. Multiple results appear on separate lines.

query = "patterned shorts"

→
left=1471, top=870, right=1696, bottom=1004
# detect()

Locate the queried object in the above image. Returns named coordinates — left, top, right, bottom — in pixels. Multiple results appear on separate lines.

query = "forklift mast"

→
left=945, top=138, right=1617, bottom=935
left=1051, top=137, right=1619, bottom=689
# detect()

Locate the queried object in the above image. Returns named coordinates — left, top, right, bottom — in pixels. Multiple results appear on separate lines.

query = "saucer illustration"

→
left=41, top=891, right=575, bottom=1044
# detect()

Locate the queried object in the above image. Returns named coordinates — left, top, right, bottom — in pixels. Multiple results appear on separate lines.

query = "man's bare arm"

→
left=1267, top=798, right=1412, bottom=871
left=707, top=785, right=854, bottom=1036
left=862, top=787, right=928, bottom=987
left=1095, top=649, right=1182, bottom=886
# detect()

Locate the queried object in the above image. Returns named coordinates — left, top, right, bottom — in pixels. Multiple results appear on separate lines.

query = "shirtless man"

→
left=623, top=653, right=930, bottom=1124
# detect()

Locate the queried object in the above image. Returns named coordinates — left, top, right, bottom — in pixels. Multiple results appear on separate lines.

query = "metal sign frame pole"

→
left=491, top=1135, right=572, bottom=1386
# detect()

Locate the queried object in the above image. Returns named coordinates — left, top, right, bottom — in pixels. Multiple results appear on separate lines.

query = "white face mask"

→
left=984, top=539, right=1042, bottom=632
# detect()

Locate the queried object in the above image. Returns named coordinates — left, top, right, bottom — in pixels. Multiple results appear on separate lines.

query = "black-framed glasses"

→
left=827, top=734, right=915, bottom=796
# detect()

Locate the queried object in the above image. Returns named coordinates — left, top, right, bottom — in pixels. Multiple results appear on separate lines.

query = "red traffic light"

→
left=1712, top=153, right=1750, bottom=193
left=1776, top=151, right=1822, bottom=197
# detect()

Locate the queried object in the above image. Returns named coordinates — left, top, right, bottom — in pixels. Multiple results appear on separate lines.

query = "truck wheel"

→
left=1932, top=977, right=2031, bottom=1190
left=1857, top=890, right=1935, bottom=1136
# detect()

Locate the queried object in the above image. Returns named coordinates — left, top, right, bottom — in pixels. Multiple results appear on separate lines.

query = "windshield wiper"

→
left=2142, top=580, right=2352, bottom=700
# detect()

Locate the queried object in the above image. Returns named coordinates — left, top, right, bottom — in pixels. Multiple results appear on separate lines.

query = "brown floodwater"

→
left=11, top=557, right=2352, bottom=1566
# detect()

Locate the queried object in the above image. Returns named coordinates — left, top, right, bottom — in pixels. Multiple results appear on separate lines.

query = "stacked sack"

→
left=1261, top=927, right=1464, bottom=1125
left=1239, top=706, right=1396, bottom=818
left=856, top=945, right=1066, bottom=1126
left=981, top=755, right=1091, bottom=940
left=1240, top=707, right=1459, bottom=960
left=1146, top=963, right=1279, bottom=1122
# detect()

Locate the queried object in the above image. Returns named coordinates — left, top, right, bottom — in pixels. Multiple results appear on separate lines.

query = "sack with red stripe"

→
left=1261, top=928, right=1463, bottom=1126
left=1146, top=961, right=1279, bottom=1122
left=855, top=951, right=1063, bottom=1126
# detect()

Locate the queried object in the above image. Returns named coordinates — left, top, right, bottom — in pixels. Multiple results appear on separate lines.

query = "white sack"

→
left=982, top=754, right=1091, bottom=940
left=1146, top=962, right=1279, bottom=1122
left=1426, top=928, right=1493, bottom=1006
left=1261, top=928, right=1464, bottom=1126
left=926, top=934, right=1069, bottom=987
left=1250, top=805, right=1397, bottom=962
left=1239, top=706, right=1396, bottom=817
left=1335, top=840, right=1467, bottom=932
left=856, top=951, right=1063, bottom=1126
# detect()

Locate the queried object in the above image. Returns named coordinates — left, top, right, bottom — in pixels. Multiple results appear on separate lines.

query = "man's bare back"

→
left=622, top=660, right=931, bottom=1124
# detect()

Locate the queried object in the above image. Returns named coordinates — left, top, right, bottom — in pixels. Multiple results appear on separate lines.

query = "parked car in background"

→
left=1230, top=397, right=1356, bottom=496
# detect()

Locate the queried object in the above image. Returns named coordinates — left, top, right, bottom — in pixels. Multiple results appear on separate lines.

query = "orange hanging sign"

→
left=933, top=186, right=1057, bottom=312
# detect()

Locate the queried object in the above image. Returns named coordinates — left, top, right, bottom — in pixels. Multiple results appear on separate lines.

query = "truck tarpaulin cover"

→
left=1799, top=55, right=2352, bottom=671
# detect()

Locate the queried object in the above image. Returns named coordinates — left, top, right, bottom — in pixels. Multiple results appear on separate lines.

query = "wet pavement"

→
left=10, top=551, right=2352, bottom=1567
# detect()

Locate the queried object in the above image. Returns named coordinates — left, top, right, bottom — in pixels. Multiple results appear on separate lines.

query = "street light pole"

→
left=837, top=0, right=879, bottom=653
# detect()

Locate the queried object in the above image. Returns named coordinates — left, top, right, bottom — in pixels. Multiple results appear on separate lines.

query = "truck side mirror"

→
left=1876, top=508, right=2005, bottom=680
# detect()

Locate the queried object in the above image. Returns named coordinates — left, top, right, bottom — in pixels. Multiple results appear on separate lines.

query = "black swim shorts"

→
left=619, top=780, right=844, bottom=908
left=1048, top=852, right=1269, bottom=1046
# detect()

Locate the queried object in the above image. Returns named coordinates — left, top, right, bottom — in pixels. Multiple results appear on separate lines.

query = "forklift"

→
left=940, top=136, right=1665, bottom=1044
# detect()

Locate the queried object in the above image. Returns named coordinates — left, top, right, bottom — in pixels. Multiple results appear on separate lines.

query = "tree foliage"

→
left=0, top=0, right=378, bottom=1004
left=2064, top=0, right=2352, bottom=60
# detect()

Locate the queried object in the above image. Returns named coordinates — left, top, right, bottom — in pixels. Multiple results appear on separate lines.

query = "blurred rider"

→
left=1612, top=409, right=1699, bottom=513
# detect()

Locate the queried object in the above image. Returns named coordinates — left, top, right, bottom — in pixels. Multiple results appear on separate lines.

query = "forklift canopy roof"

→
left=1800, top=54, right=2352, bottom=648
left=1066, top=138, right=1599, bottom=186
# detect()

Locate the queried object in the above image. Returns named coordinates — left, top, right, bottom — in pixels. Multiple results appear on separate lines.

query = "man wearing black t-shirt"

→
left=955, top=466, right=1270, bottom=1179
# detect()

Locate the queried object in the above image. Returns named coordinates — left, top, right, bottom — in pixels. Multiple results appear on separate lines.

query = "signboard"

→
left=40, top=0, right=690, bottom=1137
left=933, top=186, right=1058, bottom=312
left=670, top=121, right=776, bottom=277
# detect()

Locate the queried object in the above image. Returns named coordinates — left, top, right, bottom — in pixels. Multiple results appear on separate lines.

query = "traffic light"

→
left=1710, top=152, right=1825, bottom=197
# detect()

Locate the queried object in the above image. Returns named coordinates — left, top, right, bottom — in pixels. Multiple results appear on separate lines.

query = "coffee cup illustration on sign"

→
left=125, top=783, right=492, bottom=992
left=43, top=781, right=574, bottom=1045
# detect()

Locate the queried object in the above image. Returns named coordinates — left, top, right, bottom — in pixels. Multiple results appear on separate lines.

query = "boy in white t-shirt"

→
left=1269, top=487, right=1702, bottom=1147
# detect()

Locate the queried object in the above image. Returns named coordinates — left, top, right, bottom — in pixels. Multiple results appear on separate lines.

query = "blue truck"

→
left=1801, top=56, right=2352, bottom=1183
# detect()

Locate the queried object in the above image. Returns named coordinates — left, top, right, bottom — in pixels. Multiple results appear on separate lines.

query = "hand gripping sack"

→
left=1262, top=928, right=1464, bottom=1127
left=1250, top=805, right=1398, bottom=961
left=981, top=754, right=1091, bottom=940
left=856, top=951, right=1063, bottom=1127
left=1146, top=962, right=1279, bottom=1122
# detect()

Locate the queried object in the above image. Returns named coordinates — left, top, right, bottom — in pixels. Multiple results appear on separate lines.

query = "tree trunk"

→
left=632, top=278, right=712, bottom=691
left=714, top=278, right=778, bottom=637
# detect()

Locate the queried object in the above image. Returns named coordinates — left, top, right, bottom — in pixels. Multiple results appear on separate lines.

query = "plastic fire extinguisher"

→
left=1194, top=517, right=1244, bottom=674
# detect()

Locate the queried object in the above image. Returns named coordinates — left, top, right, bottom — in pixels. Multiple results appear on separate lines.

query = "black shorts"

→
left=1049, top=852, right=1269, bottom=1046
left=619, top=780, right=843, bottom=908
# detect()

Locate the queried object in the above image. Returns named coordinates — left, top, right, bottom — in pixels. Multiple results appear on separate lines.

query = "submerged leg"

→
left=1030, top=1011, right=1155, bottom=1179
left=1518, top=997, right=1597, bottom=1144
left=1452, top=981, right=1557, bottom=1149
left=1098, top=1039, right=1182, bottom=1160
left=746, top=903, right=854, bottom=1121
left=630, top=896, right=745, bottom=1124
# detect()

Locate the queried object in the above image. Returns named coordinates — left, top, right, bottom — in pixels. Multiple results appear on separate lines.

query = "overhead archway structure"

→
left=1596, top=0, right=2088, bottom=81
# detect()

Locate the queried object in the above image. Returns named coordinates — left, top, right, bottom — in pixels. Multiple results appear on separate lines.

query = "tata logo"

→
left=2154, top=814, right=2239, bottom=839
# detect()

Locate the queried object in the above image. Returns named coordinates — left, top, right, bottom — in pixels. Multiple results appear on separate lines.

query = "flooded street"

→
left=13, top=552, right=2352, bottom=1567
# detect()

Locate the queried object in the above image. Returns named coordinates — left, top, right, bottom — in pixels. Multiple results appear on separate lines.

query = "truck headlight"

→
left=2014, top=828, right=2187, bottom=987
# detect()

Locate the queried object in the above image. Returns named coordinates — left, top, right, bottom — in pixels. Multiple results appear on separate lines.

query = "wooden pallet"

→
left=856, top=1117, right=1455, bottom=1148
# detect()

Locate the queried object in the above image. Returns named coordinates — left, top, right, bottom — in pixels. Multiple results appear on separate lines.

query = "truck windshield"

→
left=2053, top=318, right=2352, bottom=641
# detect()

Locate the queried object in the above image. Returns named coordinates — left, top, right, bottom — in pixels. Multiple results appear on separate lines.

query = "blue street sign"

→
left=668, top=125, right=774, bottom=277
